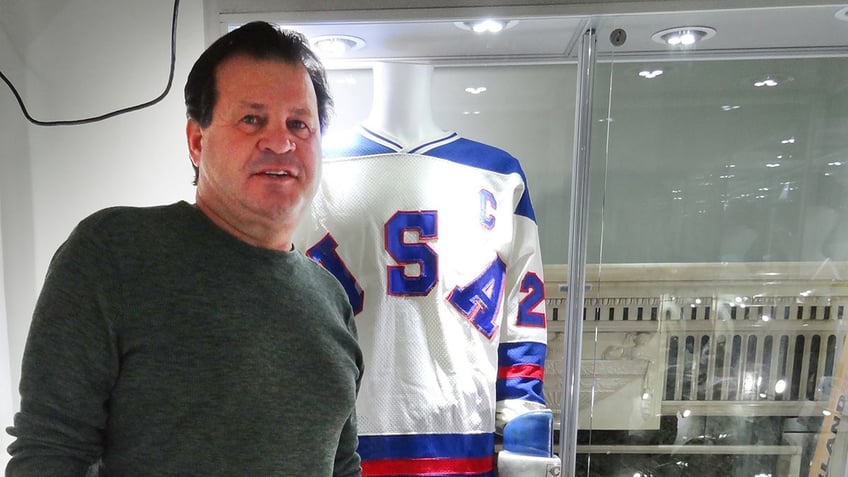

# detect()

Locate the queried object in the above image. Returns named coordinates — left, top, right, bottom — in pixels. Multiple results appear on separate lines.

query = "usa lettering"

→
left=305, top=209, right=546, bottom=338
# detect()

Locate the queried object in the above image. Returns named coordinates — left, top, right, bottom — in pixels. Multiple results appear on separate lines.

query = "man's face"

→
left=187, top=54, right=322, bottom=241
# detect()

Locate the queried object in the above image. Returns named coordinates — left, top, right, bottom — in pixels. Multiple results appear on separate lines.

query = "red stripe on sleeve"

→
left=362, top=456, right=494, bottom=476
left=498, top=363, right=544, bottom=380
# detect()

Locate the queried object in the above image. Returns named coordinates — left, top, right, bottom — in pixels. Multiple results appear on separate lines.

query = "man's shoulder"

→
left=79, top=201, right=191, bottom=229
left=69, top=201, right=194, bottom=248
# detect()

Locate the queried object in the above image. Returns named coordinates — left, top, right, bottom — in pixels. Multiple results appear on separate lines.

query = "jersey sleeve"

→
left=495, top=180, right=549, bottom=433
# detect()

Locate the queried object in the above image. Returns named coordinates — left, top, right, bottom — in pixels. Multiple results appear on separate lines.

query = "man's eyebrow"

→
left=290, top=106, right=313, bottom=117
left=238, top=101, right=267, bottom=110
left=237, top=102, right=311, bottom=116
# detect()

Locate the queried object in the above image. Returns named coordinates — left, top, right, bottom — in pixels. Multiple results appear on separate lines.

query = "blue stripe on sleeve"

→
left=497, top=376, right=546, bottom=404
left=357, top=433, right=495, bottom=460
left=498, top=341, right=546, bottom=368
left=498, top=342, right=547, bottom=404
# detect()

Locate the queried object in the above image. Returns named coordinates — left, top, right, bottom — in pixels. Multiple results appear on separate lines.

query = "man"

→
left=6, top=21, right=363, bottom=476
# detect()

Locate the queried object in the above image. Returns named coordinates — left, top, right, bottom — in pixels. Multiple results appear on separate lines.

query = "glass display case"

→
left=218, top=4, right=848, bottom=475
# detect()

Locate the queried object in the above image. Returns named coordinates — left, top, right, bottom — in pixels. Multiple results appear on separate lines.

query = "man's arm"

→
left=332, top=307, right=363, bottom=477
left=6, top=223, right=118, bottom=476
left=332, top=411, right=362, bottom=477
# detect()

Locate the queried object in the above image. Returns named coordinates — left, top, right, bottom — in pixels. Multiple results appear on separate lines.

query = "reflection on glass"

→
left=559, top=51, right=848, bottom=477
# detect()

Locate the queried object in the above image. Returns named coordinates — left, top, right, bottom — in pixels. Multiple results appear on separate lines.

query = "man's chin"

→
left=260, top=199, right=307, bottom=225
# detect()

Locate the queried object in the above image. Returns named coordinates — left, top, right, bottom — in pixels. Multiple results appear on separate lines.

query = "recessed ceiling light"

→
left=310, top=35, right=366, bottom=57
left=465, top=87, right=488, bottom=94
left=454, top=20, right=519, bottom=34
left=638, top=69, right=663, bottom=79
left=752, top=74, right=793, bottom=88
left=755, top=77, right=778, bottom=87
left=475, top=20, right=503, bottom=33
left=651, top=26, right=716, bottom=47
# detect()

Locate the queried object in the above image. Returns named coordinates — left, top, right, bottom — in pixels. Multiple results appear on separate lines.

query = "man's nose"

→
left=258, top=122, right=296, bottom=154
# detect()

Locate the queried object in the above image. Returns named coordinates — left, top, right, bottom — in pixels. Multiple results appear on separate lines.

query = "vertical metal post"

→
left=559, top=27, right=597, bottom=474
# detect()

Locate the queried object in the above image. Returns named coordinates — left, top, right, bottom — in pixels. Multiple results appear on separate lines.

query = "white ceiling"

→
left=220, top=3, right=848, bottom=65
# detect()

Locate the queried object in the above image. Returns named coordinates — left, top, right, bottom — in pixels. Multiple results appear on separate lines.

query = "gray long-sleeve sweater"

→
left=7, top=201, right=363, bottom=476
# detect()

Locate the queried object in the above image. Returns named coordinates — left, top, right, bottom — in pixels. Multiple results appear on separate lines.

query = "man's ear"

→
left=186, top=119, right=203, bottom=167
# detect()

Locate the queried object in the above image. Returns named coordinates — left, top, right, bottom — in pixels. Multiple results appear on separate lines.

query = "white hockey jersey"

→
left=295, top=126, right=548, bottom=477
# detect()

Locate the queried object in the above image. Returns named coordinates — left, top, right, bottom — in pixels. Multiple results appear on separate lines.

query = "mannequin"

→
left=296, top=60, right=554, bottom=477
left=361, top=62, right=446, bottom=146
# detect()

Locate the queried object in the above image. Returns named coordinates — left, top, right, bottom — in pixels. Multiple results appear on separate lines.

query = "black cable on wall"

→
left=0, top=0, right=180, bottom=126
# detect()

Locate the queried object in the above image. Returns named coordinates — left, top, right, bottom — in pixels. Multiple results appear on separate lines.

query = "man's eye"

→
left=242, top=115, right=262, bottom=125
left=288, top=120, right=314, bottom=139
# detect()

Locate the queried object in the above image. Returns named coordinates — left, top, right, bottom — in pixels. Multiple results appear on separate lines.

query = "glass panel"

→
left=575, top=15, right=848, bottom=477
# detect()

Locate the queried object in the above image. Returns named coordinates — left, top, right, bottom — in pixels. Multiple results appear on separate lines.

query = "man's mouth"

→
left=262, top=170, right=291, bottom=177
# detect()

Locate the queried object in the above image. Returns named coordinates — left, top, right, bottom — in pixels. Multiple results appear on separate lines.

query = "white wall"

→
left=1, top=0, right=206, bottom=444
left=0, top=210, right=12, bottom=467
left=0, top=9, right=33, bottom=465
